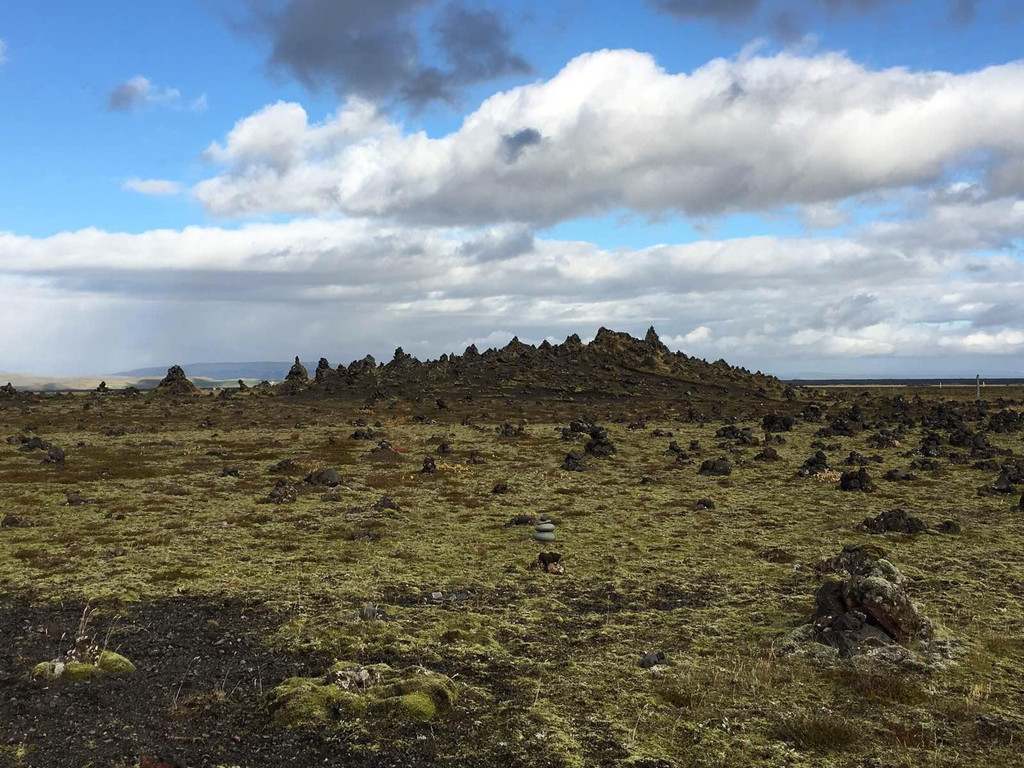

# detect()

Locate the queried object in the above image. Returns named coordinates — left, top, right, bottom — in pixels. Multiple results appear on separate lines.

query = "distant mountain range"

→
left=115, top=362, right=292, bottom=381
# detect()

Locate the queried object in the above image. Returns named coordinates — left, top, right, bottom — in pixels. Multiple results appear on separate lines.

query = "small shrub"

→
left=774, top=711, right=861, bottom=752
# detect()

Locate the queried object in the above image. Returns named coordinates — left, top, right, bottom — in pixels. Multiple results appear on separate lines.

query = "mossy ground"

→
left=1, top=388, right=1023, bottom=766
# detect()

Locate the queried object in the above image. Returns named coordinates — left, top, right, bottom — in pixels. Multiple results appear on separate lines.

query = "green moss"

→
left=394, top=691, right=436, bottom=721
left=62, top=661, right=104, bottom=681
left=271, top=677, right=365, bottom=728
left=96, top=650, right=136, bottom=676
left=271, top=666, right=455, bottom=730
left=32, top=661, right=62, bottom=682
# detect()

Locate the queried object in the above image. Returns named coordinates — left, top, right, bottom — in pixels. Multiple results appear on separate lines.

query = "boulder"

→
left=698, top=457, right=732, bottom=476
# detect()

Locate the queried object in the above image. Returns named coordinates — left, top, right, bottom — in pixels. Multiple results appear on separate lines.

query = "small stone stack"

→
left=532, top=516, right=556, bottom=542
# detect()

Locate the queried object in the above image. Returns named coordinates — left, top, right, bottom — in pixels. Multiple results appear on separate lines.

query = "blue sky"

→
left=0, top=0, right=1023, bottom=376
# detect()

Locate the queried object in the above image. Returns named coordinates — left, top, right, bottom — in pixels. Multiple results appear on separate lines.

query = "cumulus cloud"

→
left=107, top=76, right=205, bottom=112
left=193, top=49, right=1024, bottom=226
left=122, top=178, right=185, bottom=196
left=241, top=0, right=529, bottom=108
left=2, top=190, right=1024, bottom=375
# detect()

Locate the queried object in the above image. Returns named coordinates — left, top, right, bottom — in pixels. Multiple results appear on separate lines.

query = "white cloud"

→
left=194, top=49, right=1024, bottom=225
left=2, top=195, right=1023, bottom=375
left=122, top=178, right=184, bottom=196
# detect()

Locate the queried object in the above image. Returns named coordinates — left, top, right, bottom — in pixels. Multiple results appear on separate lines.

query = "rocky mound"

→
left=272, top=326, right=782, bottom=402
left=155, top=365, right=198, bottom=395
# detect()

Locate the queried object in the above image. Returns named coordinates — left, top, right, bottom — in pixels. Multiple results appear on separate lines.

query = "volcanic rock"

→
left=810, top=545, right=932, bottom=657
left=839, top=468, right=875, bottom=492
left=584, top=427, right=616, bottom=457
left=279, top=357, right=310, bottom=396
left=860, top=509, right=927, bottom=535
left=305, top=467, right=342, bottom=487
left=797, top=451, right=830, bottom=478
left=699, top=458, right=732, bottom=476
left=155, top=366, right=198, bottom=395
left=763, top=413, right=796, bottom=433
left=562, top=451, right=586, bottom=471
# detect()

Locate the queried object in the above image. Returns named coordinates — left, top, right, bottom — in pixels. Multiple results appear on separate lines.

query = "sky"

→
left=1, top=0, right=1023, bottom=378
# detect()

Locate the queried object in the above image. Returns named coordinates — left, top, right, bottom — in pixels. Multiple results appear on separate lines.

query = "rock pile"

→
left=532, top=516, right=556, bottom=542
left=562, top=450, right=586, bottom=471
left=155, top=365, right=198, bottom=395
left=797, top=451, right=830, bottom=478
left=584, top=427, right=616, bottom=457
left=279, top=357, right=309, bottom=396
left=839, top=468, right=874, bottom=492
left=808, top=545, right=933, bottom=657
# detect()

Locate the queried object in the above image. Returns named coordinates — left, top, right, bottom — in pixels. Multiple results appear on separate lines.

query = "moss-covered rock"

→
left=271, top=677, right=366, bottom=728
left=30, top=651, right=135, bottom=684
left=32, top=661, right=64, bottom=682
left=270, top=664, right=456, bottom=730
left=62, top=661, right=104, bottom=681
left=96, top=650, right=137, bottom=676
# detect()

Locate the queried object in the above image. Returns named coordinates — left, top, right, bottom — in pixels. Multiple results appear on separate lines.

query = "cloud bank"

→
left=193, top=49, right=1024, bottom=226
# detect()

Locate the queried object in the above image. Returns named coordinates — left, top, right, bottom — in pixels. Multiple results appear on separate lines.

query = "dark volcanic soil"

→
left=0, top=599, right=447, bottom=768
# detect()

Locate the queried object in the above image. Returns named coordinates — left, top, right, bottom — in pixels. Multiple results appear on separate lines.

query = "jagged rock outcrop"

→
left=275, top=327, right=782, bottom=402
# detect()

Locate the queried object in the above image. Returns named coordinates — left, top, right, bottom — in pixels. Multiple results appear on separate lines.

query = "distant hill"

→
left=115, top=362, right=291, bottom=381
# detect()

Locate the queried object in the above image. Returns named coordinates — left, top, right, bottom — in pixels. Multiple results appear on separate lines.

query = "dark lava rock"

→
left=155, top=365, right=198, bottom=395
left=754, top=446, right=779, bottom=462
left=797, top=451, right=829, bottom=478
left=692, top=499, right=715, bottom=511
left=763, top=413, right=796, bottom=433
left=221, top=466, right=240, bottom=478
left=585, top=427, right=616, bottom=457
left=436, top=440, right=453, bottom=455
left=699, top=458, right=732, bottom=476
left=935, top=520, right=962, bottom=535
left=639, top=652, right=667, bottom=669
left=0, top=382, right=17, bottom=397
left=504, top=514, right=536, bottom=527
left=279, top=356, right=310, bottom=396
left=421, top=457, right=437, bottom=474
left=811, top=545, right=931, bottom=657
left=562, top=451, right=587, bottom=471
left=496, top=423, right=526, bottom=438
left=95, top=381, right=109, bottom=393
left=715, top=424, right=759, bottom=445
left=839, top=468, right=875, bottom=492
left=884, top=469, right=917, bottom=482
left=42, top=446, right=66, bottom=466
left=267, top=481, right=297, bottom=504
left=467, top=450, right=485, bottom=465
left=305, top=467, right=342, bottom=487
left=350, top=428, right=376, bottom=440
left=910, top=458, right=940, bottom=472
left=491, top=481, right=509, bottom=494
left=861, top=508, right=927, bottom=534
